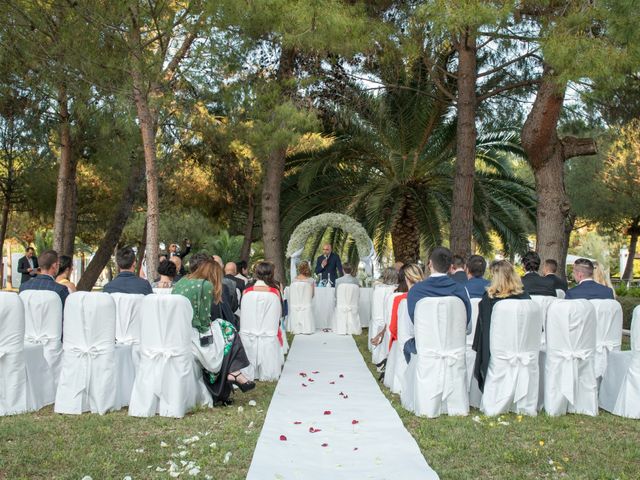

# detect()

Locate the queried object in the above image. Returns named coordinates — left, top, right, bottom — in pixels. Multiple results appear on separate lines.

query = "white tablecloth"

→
left=286, top=287, right=373, bottom=331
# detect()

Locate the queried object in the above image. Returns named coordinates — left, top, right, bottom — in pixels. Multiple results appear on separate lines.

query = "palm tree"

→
left=281, top=64, right=535, bottom=264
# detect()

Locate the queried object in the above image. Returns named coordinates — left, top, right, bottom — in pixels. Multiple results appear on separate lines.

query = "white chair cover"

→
left=54, top=292, right=118, bottom=415
left=152, top=288, right=173, bottom=294
left=369, top=285, right=395, bottom=352
left=530, top=295, right=558, bottom=350
left=240, top=291, right=283, bottom=381
left=556, top=289, right=566, bottom=299
left=401, top=297, right=468, bottom=417
left=111, top=293, right=144, bottom=371
left=544, top=300, right=598, bottom=416
left=287, top=282, right=315, bottom=334
left=466, top=298, right=482, bottom=346
left=371, top=288, right=397, bottom=364
left=129, top=294, right=209, bottom=418
left=481, top=300, right=542, bottom=416
left=590, top=299, right=623, bottom=379
left=334, top=284, right=361, bottom=335
left=383, top=298, right=409, bottom=394
left=0, top=292, right=28, bottom=415
left=599, top=306, right=640, bottom=418
left=20, top=290, right=63, bottom=385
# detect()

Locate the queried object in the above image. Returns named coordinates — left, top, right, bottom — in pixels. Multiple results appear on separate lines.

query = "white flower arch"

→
left=286, top=213, right=375, bottom=277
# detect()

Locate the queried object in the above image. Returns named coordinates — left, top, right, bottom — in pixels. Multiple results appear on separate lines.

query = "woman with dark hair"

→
left=152, top=259, right=177, bottom=288
left=521, top=250, right=556, bottom=296
left=173, top=258, right=254, bottom=403
left=56, top=255, right=77, bottom=293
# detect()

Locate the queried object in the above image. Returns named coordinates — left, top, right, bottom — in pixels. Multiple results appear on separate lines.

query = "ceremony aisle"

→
left=247, top=332, right=439, bottom=479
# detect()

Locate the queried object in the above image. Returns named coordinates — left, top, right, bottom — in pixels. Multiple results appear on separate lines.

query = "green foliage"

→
left=203, top=230, right=245, bottom=264
left=617, top=296, right=640, bottom=330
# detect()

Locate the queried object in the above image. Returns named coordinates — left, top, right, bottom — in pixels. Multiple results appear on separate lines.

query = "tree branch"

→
left=477, top=79, right=539, bottom=102
left=477, top=50, right=539, bottom=78
left=561, top=136, right=598, bottom=160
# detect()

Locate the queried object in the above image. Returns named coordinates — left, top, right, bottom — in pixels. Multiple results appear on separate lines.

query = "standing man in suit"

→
left=449, top=255, right=468, bottom=283
left=19, top=250, right=69, bottom=306
left=168, top=240, right=190, bottom=276
left=566, top=258, right=615, bottom=299
left=314, top=243, right=343, bottom=286
left=543, top=258, right=568, bottom=292
left=404, top=246, right=472, bottom=362
left=521, top=251, right=557, bottom=296
left=18, top=247, right=39, bottom=285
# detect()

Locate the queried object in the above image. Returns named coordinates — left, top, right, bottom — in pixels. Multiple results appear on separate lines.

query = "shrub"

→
left=618, top=296, right=640, bottom=330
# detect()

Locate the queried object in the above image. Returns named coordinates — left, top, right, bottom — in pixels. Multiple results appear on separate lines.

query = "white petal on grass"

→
left=179, top=450, right=189, bottom=458
left=183, top=436, right=200, bottom=444
left=237, top=406, right=244, bottom=413
left=155, top=467, right=167, bottom=472
left=209, top=442, right=217, bottom=449
left=472, top=415, right=482, bottom=423
left=160, top=441, right=169, bottom=448
left=81, top=477, right=92, bottom=480
left=248, top=400, right=257, bottom=407
left=188, top=467, right=201, bottom=476
left=134, top=448, right=144, bottom=453
left=223, top=452, right=232, bottom=464
left=123, top=476, right=132, bottom=480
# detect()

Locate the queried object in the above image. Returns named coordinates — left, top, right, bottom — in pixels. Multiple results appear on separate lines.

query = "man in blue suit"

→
left=566, top=258, right=615, bottom=300
left=404, top=247, right=472, bottom=362
left=314, top=243, right=343, bottom=286
left=103, top=246, right=153, bottom=295
left=19, top=250, right=69, bottom=306
left=465, top=254, right=490, bottom=298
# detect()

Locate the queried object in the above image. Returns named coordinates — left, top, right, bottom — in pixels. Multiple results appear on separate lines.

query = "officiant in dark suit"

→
left=18, top=247, right=38, bottom=284
left=314, top=244, right=343, bottom=285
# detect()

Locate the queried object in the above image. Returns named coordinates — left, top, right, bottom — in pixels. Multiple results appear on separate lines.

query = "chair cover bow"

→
left=66, top=343, right=115, bottom=397
left=550, top=349, right=592, bottom=405
left=24, top=333, right=55, bottom=345
left=494, top=350, right=538, bottom=403
left=596, top=340, right=619, bottom=353
left=419, top=347, right=465, bottom=400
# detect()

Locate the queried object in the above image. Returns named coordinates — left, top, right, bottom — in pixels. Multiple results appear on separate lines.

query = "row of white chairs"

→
left=286, top=282, right=362, bottom=336
left=380, top=296, right=638, bottom=419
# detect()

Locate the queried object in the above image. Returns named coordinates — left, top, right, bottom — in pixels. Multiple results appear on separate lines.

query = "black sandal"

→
left=228, top=372, right=256, bottom=393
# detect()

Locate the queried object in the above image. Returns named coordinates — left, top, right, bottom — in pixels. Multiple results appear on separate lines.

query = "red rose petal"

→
left=339, top=374, right=344, bottom=378
left=329, top=381, right=335, bottom=385
left=308, top=378, right=315, bottom=382
left=312, top=371, right=319, bottom=374
left=309, top=427, right=322, bottom=433
left=343, top=395, right=349, bottom=399
left=293, top=421, right=302, bottom=425
left=324, top=410, right=331, bottom=415
left=352, top=420, right=359, bottom=425
left=299, top=372, right=307, bottom=377
left=353, top=447, right=359, bottom=451
left=338, top=392, right=344, bottom=396
left=279, top=435, right=287, bottom=441
left=321, top=443, right=328, bottom=447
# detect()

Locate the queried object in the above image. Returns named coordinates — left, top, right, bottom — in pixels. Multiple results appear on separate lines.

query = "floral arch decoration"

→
left=286, top=213, right=376, bottom=278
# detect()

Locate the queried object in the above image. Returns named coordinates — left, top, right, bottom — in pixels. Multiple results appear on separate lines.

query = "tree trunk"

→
left=262, top=47, right=296, bottom=284
left=0, top=200, right=9, bottom=288
left=6, top=240, right=13, bottom=289
left=136, top=217, right=147, bottom=276
left=131, top=69, right=160, bottom=284
left=61, top=152, right=78, bottom=256
left=53, top=87, right=74, bottom=254
left=622, top=217, right=640, bottom=281
left=560, top=212, right=576, bottom=281
left=391, top=202, right=420, bottom=264
left=522, top=66, right=596, bottom=271
left=240, top=194, right=255, bottom=263
left=77, top=155, right=146, bottom=291
left=449, top=29, right=477, bottom=258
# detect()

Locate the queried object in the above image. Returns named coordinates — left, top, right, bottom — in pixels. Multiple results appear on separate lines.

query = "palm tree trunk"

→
left=77, top=155, right=146, bottom=291
left=240, top=194, right=254, bottom=263
left=391, top=204, right=420, bottom=264
left=622, top=217, right=640, bottom=281
left=450, top=28, right=477, bottom=258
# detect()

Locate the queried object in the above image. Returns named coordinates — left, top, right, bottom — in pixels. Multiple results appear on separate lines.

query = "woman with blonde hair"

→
left=293, top=260, right=315, bottom=296
left=593, top=261, right=616, bottom=298
left=386, top=264, right=424, bottom=351
left=472, top=260, right=530, bottom=392
left=173, top=257, right=254, bottom=402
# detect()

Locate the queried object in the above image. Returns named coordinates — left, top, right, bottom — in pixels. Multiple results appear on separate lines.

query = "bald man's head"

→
left=321, top=244, right=332, bottom=255
left=224, top=262, right=237, bottom=275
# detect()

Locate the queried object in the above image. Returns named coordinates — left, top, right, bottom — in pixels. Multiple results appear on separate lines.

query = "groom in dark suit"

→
left=404, top=246, right=472, bottom=362
left=566, top=258, right=615, bottom=300
left=314, top=243, right=343, bottom=285
left=17, top=247, right=39, bottom=285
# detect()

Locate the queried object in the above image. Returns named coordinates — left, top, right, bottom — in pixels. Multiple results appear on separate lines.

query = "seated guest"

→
left=103, top=246, right=153, bottom=295
left=152, top=260, right=177, bottom=289
left=173, top=257, right=254, bottom=401
left=449, top=255, right=467, bottom=283
left=169, top=255, right=183, bottom=282
left=214, top=255, right=239, bottom=312
left=593, top=261, right=616, bottom=297
left=472, top=260, right=530, bottom=392
left=543, top=259, right=568, bottom=292
left=244, top=261, right=285, bottom=344
left=56, top=255, right=77, bottom=293
left=334, top=262, right=360, bottom=290
left=521, top=251, right=556, bottom=296
left=566, top=258, right=615, bottom=300
left=465, top=255, right=490, bottom=298
left=404, top=247, right=472, bottom=362
left=19, top=250, right=69, bottom=306
left=224, top=262, right=245, bottom=293
left=235, top=260, right=249, bottom=283
left=387, top=264, right=423, bottom=352
left=372, top=266, right=408, bottom=348
left=293, top=260, right=315, bottom=297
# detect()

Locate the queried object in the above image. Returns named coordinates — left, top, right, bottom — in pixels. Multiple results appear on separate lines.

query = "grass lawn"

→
left=353, top=333, right=640, bottom=480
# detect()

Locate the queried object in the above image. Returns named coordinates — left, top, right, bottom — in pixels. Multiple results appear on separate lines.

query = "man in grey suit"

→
left=334, top=263, right=359, bottom=296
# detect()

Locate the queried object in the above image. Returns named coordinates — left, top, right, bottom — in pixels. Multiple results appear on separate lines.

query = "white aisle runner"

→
left=247, top=332, right=439, bottom=480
